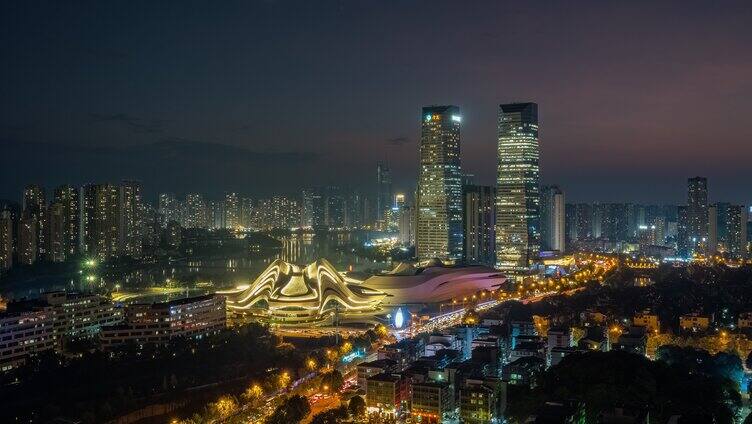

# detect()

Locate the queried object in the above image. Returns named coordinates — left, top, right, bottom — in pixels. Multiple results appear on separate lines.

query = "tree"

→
left=242, top=383, right=264, bottom=405
left=348, top=395, right=366, bottom=417
left=311, top=405, right=348, bottom=424
left=511, top=350, right=741, bottom=424
left=210, top=395, right=239, bottom=419
left=657, top=345, right=744, bottom=388
left=265, top=395, right=311, bottom=424
left=321, top=370, right=344, bottom=392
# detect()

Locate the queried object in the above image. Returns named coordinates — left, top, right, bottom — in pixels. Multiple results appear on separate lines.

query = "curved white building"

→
left=363, top=259, right=506, bottom=305
left=218, top=259, right=386, bottom=324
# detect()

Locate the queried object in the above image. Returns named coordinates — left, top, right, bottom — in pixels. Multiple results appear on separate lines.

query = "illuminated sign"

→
left=425, top=114, right=432, bottom=121
left=451, top=115, right=462, bottom=122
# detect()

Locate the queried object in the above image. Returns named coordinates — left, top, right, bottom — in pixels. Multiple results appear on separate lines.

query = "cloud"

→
left=386, top=136, right=411, bottom=146
left=89, top=113, right=167, bottom=134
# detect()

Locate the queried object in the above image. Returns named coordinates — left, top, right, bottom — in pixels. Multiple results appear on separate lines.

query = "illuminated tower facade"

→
left=416, top=105, right=463, bottom=261
left=496, top=102, right=540, bottom=273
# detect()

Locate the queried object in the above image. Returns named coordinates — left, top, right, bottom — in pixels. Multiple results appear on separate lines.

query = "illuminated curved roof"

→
left=218, top=259, right=386, bottom=323
left=364, top=260, right=506, bottom=305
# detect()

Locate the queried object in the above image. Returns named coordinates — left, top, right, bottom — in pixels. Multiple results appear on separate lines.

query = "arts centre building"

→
left=218, top=258, right=505, bottom=326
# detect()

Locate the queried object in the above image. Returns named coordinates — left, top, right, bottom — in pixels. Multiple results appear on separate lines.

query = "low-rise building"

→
left=501, top=356, right=544, bottom=386
left=379, top=337, right=425, bottom=370
left=99, top=294, right=225, bottom=348
left=549, top=347, right=587, bottom=367
left=459, top=377, right=506, bottom=424
left=357, top=359, right=398, bottom=388
left=509, top=340, right=546, bottom=363
left=42, top=292, right=122, bottom=339
left=613, top=326, right=647, bottom=356
left=578, top=326, right=608, bottom=352
left=410, top=381, right=452, bottom=423
left=737, top=312, right=752, bottom=329
left=0, top=308, right=56, bottom=370
left=7, top=291, right=122, bottom=343
left=679, top=313, right=711, bottom=332
left=633, top=310, right=660, bottom=333
left=366, top=373, right=407, bottom=416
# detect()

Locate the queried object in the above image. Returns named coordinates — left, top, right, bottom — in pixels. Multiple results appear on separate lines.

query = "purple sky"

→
left=1, top=0, right=751, bottom=204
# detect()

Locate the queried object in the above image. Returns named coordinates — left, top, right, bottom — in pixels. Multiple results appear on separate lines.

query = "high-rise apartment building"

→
left=709, top=203, right=748, bottom=258
left=22, top=185, right=46, bottom=262
left=240, top=197, right=254, bottom=228
left=47, top=202, right=66, bottom=262
left=301, top=188, right=326, bottom=228
left=18, top=216, right=37, bottom=265
left=496, top=102, right=540, bottom=273
left=463, top=185, right=495, bottom=266
left=209, top=200, right=226, bottom=229
left=81, top=184, right=120, bottom=260
left=0, top=210, right=14, bottom=271
left=224, top=192, right=240, bottom=229
left=416, top=105, right=463, bottom=261
left=325, top=186, right=345, bottom=229
left=679, top=177, right=709, bottom=257
left=118, top=181, right=143, bottom=258
left=540, top=185, right=565, bottom=252
left=158, top=193, right=182, bottom=227
left=53, top=185, right=79, bottom=258
left=184, top=193, right=208, bottom=229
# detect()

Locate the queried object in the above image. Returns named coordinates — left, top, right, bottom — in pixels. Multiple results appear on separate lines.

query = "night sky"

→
left=1, top=1, right=751, bottom=204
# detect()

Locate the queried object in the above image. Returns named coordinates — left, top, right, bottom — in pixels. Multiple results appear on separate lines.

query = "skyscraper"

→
left=53, top=185, right=80, bottom=258
left=540, top=185, right=565, bottom=252
left=416, top=105, right=463, bottom=261
left=463, top=185, right=495, bottom=266
left=376, top=163, right=393, bottom=226
left=496, top=102, right=540, bottom=273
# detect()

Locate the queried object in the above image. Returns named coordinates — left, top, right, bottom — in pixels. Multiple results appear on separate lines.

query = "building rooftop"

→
left=359, top=359, right=397, bottom=369
left=367, top=373, right=401, bottom=383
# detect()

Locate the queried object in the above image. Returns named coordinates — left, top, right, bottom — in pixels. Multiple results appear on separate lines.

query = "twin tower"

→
left=415, top=103, right=540, bottom=275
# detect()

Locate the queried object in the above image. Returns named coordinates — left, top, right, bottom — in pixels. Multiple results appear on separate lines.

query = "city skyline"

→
left=2, top=1, right=752, bottom=204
